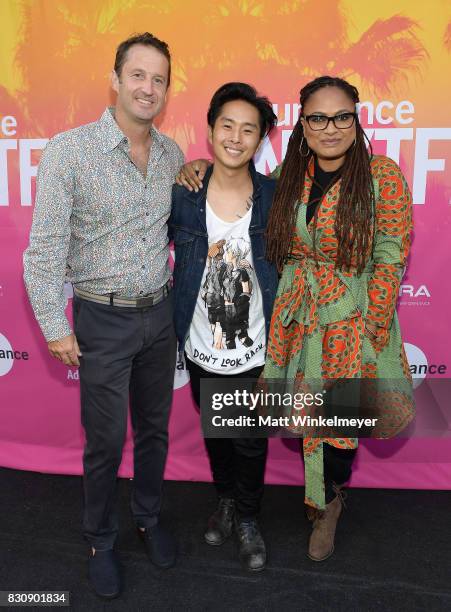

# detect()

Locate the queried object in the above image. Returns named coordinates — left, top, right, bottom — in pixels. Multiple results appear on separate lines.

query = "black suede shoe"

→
left=235, top=518, right=266, bottom=572
left=138, top=524, right=177, bottom=569
left=204, top=497, right=235, bottom=546
left=88, top=550, right=120, bottom=599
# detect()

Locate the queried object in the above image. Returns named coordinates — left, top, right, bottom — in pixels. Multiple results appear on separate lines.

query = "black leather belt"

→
left=73, top=280, right=171, bottom=308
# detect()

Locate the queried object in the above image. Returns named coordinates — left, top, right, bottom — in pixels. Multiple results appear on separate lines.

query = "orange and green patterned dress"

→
left=263, top=155, right=415, bottom=510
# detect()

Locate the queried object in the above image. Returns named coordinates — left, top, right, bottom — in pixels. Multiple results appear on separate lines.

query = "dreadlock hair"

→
left=266, top=75, right=375, bottom=275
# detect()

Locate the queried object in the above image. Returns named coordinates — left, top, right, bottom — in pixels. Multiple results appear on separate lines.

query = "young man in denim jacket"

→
left=169, top=82, right=278, bottom=572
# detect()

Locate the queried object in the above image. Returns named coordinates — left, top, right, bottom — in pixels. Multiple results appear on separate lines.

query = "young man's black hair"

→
left=207, top=82, right=277, bottom=139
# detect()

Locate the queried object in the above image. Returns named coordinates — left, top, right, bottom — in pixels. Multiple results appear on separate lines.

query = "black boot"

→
left=137, top=524, right=177, bottom=569
left=235, top=518, right=266, bottom=572
left=88, top=549, right=120, bottom=599
left=204, top=497, right=235, bottom=546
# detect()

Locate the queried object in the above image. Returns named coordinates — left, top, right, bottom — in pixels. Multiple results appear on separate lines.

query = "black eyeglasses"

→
left=304, top=112, right=357, bottom=131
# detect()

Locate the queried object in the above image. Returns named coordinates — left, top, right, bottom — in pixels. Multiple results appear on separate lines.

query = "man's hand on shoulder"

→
left=175, top=159, right=211, bottom=192
left=47, top=333, right=82, bottom=366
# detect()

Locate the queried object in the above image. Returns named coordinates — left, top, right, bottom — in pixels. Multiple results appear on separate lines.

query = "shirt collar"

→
left=98, top=107, right=165, bottom=153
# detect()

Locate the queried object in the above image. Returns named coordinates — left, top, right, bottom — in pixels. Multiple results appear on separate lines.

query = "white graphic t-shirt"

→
left=185, top=200, right=266, bottom=374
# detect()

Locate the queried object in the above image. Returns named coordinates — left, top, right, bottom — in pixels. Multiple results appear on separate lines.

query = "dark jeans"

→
left=302, top=442, right=357, bottom=504
left=186, top=357, right=267, bottom=520
left=73, top=292, right=176, bottom=550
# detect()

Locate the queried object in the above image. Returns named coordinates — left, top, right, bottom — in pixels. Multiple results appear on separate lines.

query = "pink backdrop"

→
left=1, top=1, right=451, bottom=490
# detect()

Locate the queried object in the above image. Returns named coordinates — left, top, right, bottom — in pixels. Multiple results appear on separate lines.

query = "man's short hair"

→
left=207, top=82, right=277, bottom=139
left=114, top=32, right=171, bottom=86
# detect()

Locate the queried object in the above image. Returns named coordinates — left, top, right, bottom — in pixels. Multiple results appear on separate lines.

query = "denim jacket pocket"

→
left=174, top=229, right=196, bottom=268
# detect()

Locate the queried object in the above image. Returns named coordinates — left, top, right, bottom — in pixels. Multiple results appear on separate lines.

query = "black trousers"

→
left=73, top=293, right=176, bottom=550
left=186, top=357, right=267, bottom=519
left=302, top=442, right=357, bottom=504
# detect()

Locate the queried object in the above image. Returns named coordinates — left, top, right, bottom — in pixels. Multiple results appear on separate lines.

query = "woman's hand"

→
left=364, top=322, right=389, bottom=353
left=175, top=159, right=211, bottom=192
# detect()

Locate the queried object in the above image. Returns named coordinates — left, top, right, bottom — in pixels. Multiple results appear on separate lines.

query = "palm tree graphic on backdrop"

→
left=444, top=21, right=451, bottom=52
left=1, top=0, right=430, bottom=148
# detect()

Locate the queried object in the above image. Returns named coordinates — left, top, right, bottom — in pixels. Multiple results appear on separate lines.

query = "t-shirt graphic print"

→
left=185, top=201, right=266, bottom=374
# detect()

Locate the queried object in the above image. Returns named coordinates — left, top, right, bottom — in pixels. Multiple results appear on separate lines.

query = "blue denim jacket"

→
left=168, top=162, right=279, bottom=354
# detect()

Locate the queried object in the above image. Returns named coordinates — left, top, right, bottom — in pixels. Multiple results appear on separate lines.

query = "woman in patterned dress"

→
left=265, top=76, right=414, bottom=561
